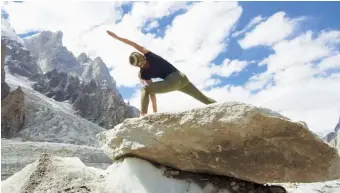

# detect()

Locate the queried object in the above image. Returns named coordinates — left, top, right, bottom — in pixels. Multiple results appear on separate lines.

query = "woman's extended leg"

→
left=179, top=82, right=216, bottom=104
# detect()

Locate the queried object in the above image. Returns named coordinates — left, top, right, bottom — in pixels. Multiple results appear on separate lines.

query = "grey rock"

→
left=6, top=73, right=105, bottom=147
left=79, top=54, right=117, bottom=91
left=32, top=69, right=139, bottom=129
left=1, top=36, right=41, bottom=77
left=24, top=31, right=81, bottom=75
left=24, top=31, right=119, bottom=92
left=1, top=86, right=25, bottom=138
left=77, top=52, right=91, bottom=64
left=1, top=82, right=10, bottom=100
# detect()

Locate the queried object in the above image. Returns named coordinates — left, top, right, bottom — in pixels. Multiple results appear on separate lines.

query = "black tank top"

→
left=140, top=52, right=178, bottom=80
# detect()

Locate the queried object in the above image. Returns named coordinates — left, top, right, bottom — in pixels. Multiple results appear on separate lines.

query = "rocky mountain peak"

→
left=77, top=52, right=91, bottom=64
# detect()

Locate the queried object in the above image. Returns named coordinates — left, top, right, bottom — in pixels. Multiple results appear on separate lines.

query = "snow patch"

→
left=1, top=156, right=229, bottom=193
left=1, top=17, right=24, bottom=45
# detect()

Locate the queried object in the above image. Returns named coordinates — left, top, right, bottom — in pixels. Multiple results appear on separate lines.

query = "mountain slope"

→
left=32, top=69, right=138, bottom=129
left=5, top=72, right=105, bottom=146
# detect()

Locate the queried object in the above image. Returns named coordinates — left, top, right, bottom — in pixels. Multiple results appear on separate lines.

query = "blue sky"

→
left=2, top=1, right=340, bottom=133
left=116, top=1, right=340, bottom=99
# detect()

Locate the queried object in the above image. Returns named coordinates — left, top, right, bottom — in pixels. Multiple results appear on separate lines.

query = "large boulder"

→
left=98, top=102, right=340, bottom=184
left=1, top=86, right=25, bottom=138
left=1, top=154, right=288, bottom=193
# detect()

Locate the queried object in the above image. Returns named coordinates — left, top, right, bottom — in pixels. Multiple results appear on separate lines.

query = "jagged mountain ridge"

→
left=1, top=36, right=42, bottom=77
left=23, top=30, right=118, bottom=91
left=32, top=69, right=139, bottom=129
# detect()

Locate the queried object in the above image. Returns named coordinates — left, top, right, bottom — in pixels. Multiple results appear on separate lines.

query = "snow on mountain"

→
left=2, top=36, right=42, bottom=77
left=23, top=31, right=120, bottom=92
left=78, top=53, right=118, bottom=90
left=5, top=72, right=105, bottom=147
left=24, top=31, right=82, bottom=74
left=1, top=17, right=24, bottom=45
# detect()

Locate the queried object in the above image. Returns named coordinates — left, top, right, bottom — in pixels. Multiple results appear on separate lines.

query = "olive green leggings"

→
left=141, top=71, right=216, bottom=113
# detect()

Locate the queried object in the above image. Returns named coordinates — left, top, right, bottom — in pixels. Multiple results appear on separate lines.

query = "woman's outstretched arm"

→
left=107, top=30, right=149, bottom=54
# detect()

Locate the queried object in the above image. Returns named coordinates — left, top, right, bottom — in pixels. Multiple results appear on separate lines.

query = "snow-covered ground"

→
left=283, top=180, right=340, bottom=193
left=0, top=156, right=240, bottom=193
left=1, top=154, right=340, bottom=193
left=1, top=139, right=112, bottom=181
left=5, top=72, right=105, bottom=146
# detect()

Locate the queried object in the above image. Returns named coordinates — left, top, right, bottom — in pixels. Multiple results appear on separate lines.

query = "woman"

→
left=107, top=30, right=216, bottom=116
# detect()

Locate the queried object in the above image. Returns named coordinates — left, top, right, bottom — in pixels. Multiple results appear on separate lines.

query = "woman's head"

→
left=129, top=52, right=147, bottom=68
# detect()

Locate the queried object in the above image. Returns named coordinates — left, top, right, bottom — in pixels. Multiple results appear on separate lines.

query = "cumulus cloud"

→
left=238, top=12, right=304, bottom=49
left=3, top=1, right=120, bottom=34
left=145, top=21, right=160, bottom=32
left=259, top=30, right=339, bottom=74
left=232, top=15, right=265, bottom=38
left=318, top=54, right=340, bottom=71
left=211, top=59, right=251, bottom=78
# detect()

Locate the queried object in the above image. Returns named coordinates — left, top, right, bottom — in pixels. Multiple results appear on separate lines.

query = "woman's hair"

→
left=129, top=52, right=146, bottom=67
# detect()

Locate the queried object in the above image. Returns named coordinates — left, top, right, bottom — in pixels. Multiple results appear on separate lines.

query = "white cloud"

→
left=3, top=1, right=120, bottom=35
left=145, top=21, right=159, bottom=32
left=238, top=12, right=303, bottom=49
left=211, top=59, right=250, bottom=78
left=245, top=72, right=273, bottom=91
left=318, top=54, right=340, bottom=71
left=259, top=31, right=338, bottom=74
left=232, top=15, right=265, bottom=37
